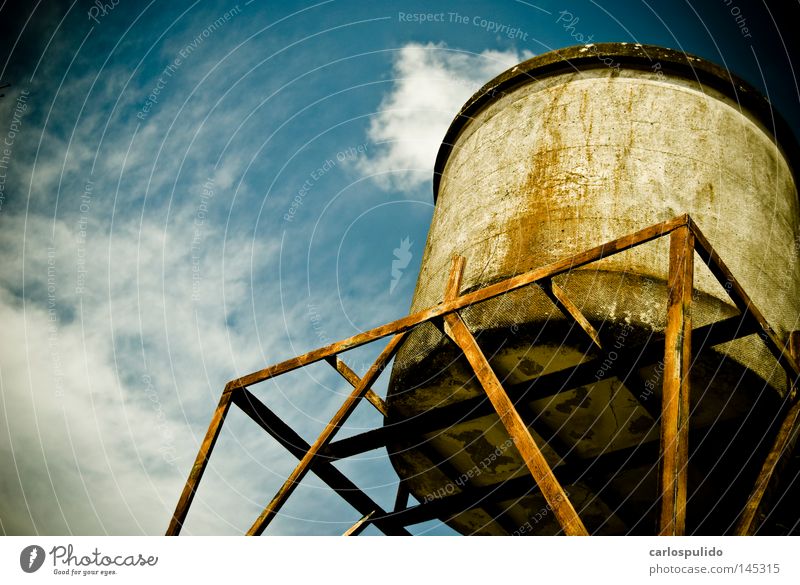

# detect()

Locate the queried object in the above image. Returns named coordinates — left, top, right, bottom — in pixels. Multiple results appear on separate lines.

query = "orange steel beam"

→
left=658, top=225, right=694, bottom=536
left=342, top=511, right=375, bottom=536
left=325, top=356, right=389, bottom=417
left=541, top=278, right=603, bottom=350
left=441, top=256, right=589, bottom=536
left=166, top=388, right=234, bottom=535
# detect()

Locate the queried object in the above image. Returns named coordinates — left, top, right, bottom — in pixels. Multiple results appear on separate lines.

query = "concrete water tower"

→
left=384, top=43, right=800, bottom=535
left=168, top=44, right=800, bottom=537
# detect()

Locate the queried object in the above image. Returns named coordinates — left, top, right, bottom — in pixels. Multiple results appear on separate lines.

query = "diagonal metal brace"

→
left=440, top=256, right=589, bottom=536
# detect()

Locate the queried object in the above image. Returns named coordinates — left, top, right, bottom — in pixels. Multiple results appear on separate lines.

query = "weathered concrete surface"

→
left=386, top=44, right=800, bottom=535
left=424, top=63, right=798, bottom=343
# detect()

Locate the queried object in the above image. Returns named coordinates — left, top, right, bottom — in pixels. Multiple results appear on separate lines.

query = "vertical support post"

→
left=735, top=331, right=800, bottom=535
left=790, top=332, right=800, bottom=399
left=659, top=225, right=694, bottom=536
left=442, top=256, right=588, bottom=536
left=394, top=481, right=410, bottom=512
left=166, top=387, right=235, bottom=535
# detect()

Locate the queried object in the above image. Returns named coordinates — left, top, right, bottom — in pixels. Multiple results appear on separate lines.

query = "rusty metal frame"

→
left=166, top=215, right=800, bottom=536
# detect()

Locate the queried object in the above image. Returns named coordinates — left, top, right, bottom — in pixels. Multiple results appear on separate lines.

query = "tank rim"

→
left=432, top=42, right=800, bottom=202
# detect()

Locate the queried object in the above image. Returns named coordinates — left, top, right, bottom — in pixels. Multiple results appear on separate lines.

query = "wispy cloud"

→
left=355, top=43, right=534, bottom=191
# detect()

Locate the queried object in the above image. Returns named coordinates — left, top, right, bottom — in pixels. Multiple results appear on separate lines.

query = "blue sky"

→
left=0, top=0, right=798, bottom=535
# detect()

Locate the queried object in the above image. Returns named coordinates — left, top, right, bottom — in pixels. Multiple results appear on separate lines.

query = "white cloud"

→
left=355, top=43, right=534, bottom=191
left=0, top=204, right=283, bottom=534
left=0, top=284, right=186, bottom=534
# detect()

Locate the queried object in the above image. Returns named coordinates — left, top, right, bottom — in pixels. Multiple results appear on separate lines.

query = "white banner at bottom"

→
left=1, top=536, right=798, bottom=584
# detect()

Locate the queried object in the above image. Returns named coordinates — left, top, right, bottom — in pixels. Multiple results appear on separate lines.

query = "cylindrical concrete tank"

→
left=386, top=44, right=800, bottom=535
